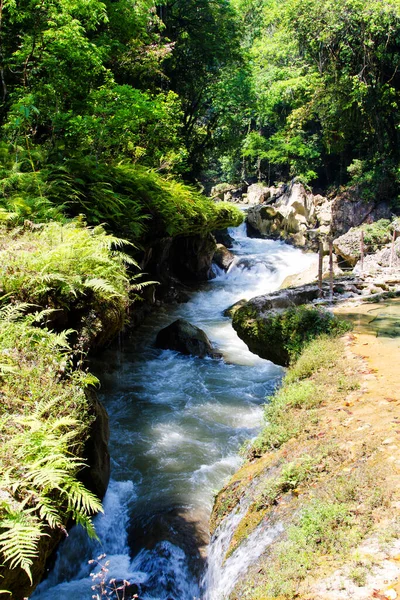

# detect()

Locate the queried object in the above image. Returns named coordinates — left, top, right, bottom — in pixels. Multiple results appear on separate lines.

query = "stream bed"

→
left=32, top=222, right=315, bottom=600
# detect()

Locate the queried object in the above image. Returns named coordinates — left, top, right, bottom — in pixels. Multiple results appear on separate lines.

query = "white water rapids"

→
left=31, top=221, right=315, bottom=600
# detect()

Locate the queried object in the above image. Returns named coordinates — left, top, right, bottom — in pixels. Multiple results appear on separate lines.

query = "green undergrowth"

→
left=248, top=460, right=390, bottom=600
left=0, top=220, right=139, bottom=349
left=0, top=305, right=101, bottom=588
left=360, top=218, right=399, bottom=248
left=221, top=333, right=395, bottom=599
left=248, top=335, right=353, bottom=458
left=232, top=304, right=351, bottom=366
left=0, top=151, right=243, bottom=240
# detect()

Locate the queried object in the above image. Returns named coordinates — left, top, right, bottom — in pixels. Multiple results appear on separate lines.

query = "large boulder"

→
left=333, top=228, right=363, bottom=266
left=213, top=244, right=235, bottom=271
left=213, top=228, right=234, bottom=248
left=142, top=233, right=217, bottom=285
left=245, top=183, right=272, bottom=205
left=313, top=194, right=332, bottom=227
left=230, top=282, right=356, bottom=366
left=354, top=237, right=400, bottom=274
left=331, top=191, right=392, bottom=237
left=155, top=319, right=217, bottom=358
left=246, top=182, right=319, bottom=245
left=334, top=220, right=395, bottom=267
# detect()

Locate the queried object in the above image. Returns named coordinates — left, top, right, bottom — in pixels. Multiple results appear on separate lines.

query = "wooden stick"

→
left=329, top=239, right=334, bottom=303
left=360, top=230, right=364, bottom=274
left=318, top=240, right=323, bottom=298
left=390, top=229, right=397, bottom=268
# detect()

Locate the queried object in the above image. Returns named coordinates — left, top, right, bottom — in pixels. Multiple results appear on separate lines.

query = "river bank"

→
left=210, top=297, right=400, bottom=600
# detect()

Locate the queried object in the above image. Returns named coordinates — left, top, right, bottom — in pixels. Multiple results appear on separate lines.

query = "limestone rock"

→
left=331, top=191, right=392, bottom=236
left=213, top=244, right=235, bottom=271
left=354, top=237, right=400, bottom=274
left=246, top=181, right=319, bottom=245
left=143, top=234, right=217, bottom=284
left=314, top=196, right=332, bottom=227
left=213, top=228, right=234, bottom=248
left=333, top=228, right=362, bottom=266
left=155, top=319, right=218, bottom=358
left=246, top=183, right=272, bottom=205
left=80, top=388, right=110, bottom=501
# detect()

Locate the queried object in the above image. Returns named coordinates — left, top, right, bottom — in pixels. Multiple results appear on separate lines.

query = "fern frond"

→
left=84, top=278, right=122, bottom=297
left=35, top=497, right=63, bottom=530
left=0, top=364, right=16, bottom=376
left=0, top=513, right=45, bottom=582
left=63, top=478, right=103, bottom=515
left=0, top=304, right=31, bottom=322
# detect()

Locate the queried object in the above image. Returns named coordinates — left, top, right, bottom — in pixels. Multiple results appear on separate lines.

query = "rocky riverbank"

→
left=210, top=297, right=400, bottom=600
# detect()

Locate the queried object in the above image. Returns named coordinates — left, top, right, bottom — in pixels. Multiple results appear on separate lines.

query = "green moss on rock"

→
left=232, top=304, right=350, bottom=366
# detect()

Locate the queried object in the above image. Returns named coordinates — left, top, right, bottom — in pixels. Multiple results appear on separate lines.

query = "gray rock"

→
left=246, top=182, right=320, bottom=245
left=354, top=237, right=400, bottom=274
left=213, top=244, right=235, bottom=271
left=246, top=183, right=272, bottom=205
left=155, top=319, right=218, bottom=358
left=213, top=228, right=234, bottom=248
left=331, top=192, right=392, bottom=236
left=333, top=228, right=362, bottom=266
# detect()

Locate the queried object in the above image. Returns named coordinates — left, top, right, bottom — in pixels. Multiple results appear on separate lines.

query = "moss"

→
left=232, top=305, right=351, bottom=367
left=225, top=503, right=269, bottom=560
left=211, top=481, right=244, bottom=534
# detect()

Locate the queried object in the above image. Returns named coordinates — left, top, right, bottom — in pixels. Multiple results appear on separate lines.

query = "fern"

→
left=0, top=512, right=44, bottom=583
left=84, top=277, right=123, bottom=297
left=0, top=312, right=104, bottom=583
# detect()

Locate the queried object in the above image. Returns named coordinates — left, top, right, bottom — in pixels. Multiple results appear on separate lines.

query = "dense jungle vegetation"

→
left=0, top=0, right=400, bottom=592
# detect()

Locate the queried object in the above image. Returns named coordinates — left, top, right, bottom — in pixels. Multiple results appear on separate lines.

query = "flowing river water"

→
left=32, top=221, right=315, bottom=600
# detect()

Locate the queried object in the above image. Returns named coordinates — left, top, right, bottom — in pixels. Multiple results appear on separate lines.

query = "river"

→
left=32, top=221, right=315, bottom=600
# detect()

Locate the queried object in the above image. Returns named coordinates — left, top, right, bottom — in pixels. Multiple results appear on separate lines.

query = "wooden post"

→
left=318, top=240, right=324, bottom=298
left=390, top=229, right=397, bottom=268
left=329, top=239, right=334, bottom=303
left=360, top=230, right=364, bottom=274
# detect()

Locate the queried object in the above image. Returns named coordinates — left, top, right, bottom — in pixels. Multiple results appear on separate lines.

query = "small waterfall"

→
left=203, top=506, right=284, bottom=599
left=31, top=221, right=315, bottom=599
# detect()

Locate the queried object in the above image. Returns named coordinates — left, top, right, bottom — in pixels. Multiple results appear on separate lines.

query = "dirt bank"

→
left=211, top=297, right=400, bottom=600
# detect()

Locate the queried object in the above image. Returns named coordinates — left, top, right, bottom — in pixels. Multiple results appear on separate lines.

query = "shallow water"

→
left=32, top=222, right=315, bottom=600
left=337, top=298, right=400, bottom=349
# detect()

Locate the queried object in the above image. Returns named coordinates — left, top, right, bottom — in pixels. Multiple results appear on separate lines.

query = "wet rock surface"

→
left=331, top=191, right=392, bottom=236
left=213, top=243, right=235, bottom=271
left=155, top=318, right=219, bottom=358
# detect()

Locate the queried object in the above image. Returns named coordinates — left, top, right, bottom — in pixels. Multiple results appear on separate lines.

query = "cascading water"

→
left=32, top=221, right=315, bottom=600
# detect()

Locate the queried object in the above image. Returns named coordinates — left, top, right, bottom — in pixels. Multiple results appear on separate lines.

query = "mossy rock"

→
left=232, top=303, right=350, bottom=366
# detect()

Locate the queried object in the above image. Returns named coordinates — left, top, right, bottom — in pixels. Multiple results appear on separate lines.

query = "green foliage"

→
left=228, top=0, right=400, bottom=193
left=285, top=334, right=344, bottom=382
left=253, top=462, right=388, bottom=599
left=278, top=306, right=351, bottom=361
left=361, top=219, right=393, bottom=247
left=248, top=335, right=346, bottom=456
left=0, top=146, right=243, bottom=239
left=0, top=306, right=102, bottom=585
left=257, top=454, right=322, bottom=509
left=0, top=221, right=132, bottom=307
